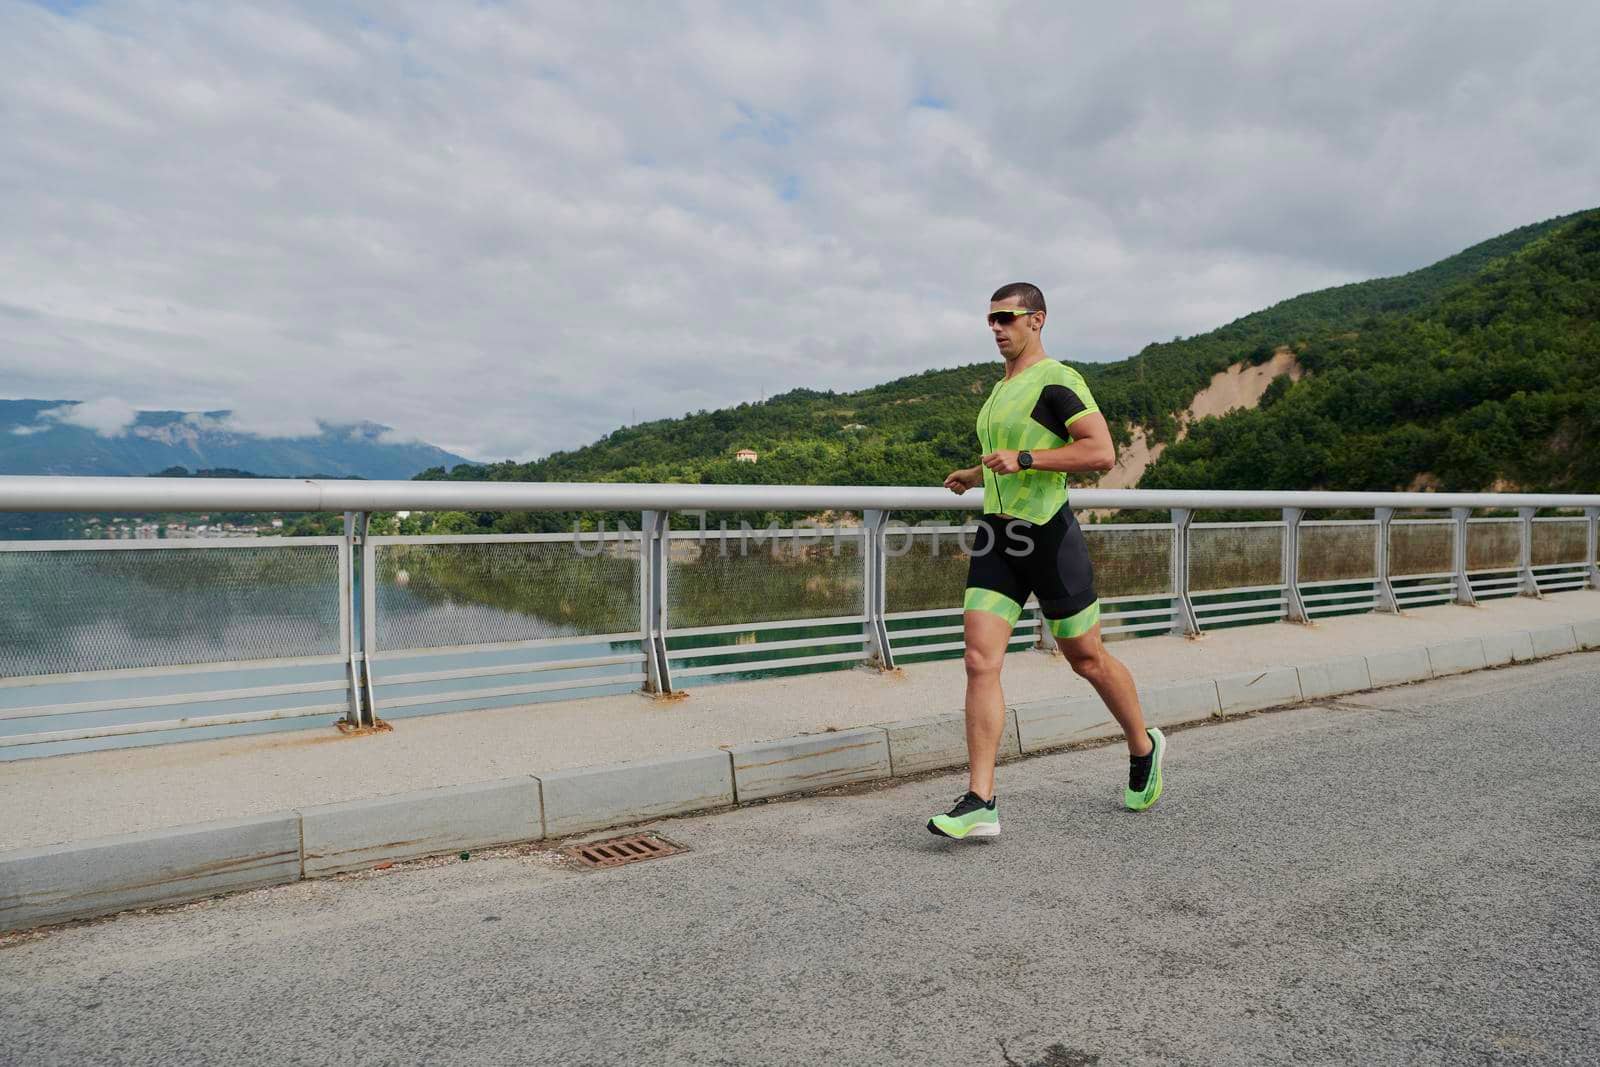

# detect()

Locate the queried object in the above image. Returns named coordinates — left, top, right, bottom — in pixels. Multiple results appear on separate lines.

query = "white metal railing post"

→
left=1587, top=507, right=1600, bottom=590
left=1450, top=507, right=1478, bottom=607
left=1033, top=601, right=1054, bottom=653
left=862, top=510, right=896, bottom=670
left=637, top=510, right=651, bottom=691
left=1374, top=507, right=1399, bottom=614
left=1170, top=508, right=1199, bottom=636
left=358, top=512, right=380, bottom=722
left=640, top=510, right=674, bottom=694
left=1282, top=507, right=1307, bottom=624
left=342, top=511, right=377, bottom=727
left=1517, top=507, right=1542, bottom=598
left=1034, top=525, right=1052, bottom=652
left=339, top=512, right=363, bottom=727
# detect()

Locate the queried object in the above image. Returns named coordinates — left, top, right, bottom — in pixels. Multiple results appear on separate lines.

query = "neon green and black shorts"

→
left=963, top=506, right=1100, bottom=639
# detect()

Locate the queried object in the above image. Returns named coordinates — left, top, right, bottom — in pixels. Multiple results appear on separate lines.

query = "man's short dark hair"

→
left=990, top=282, right=1046, bottom=314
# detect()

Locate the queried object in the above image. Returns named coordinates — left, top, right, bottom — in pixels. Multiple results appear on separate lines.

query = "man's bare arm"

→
left=980, top=412, right=1116, bottom=475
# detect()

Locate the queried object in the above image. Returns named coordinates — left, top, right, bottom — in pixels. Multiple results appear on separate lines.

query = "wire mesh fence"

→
left=0, top=541, right=342, bottom=678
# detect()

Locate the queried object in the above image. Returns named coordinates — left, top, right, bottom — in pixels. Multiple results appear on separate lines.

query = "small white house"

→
left=735, top=448, right=758, bottom=464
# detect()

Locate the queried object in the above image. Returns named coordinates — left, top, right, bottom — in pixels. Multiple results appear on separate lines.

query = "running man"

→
left=928, top=282, right=1164, bottom=839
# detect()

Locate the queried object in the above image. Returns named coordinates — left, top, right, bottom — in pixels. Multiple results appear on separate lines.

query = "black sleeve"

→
left=1030, top=384, right=1090, bottom=440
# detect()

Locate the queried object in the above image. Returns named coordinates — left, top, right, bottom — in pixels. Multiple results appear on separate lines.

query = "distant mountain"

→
left=0, top=402, right=475, bottom=480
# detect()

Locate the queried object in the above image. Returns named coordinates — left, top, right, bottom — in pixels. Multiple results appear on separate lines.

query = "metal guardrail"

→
left=1, top=476, right=1597, bottom=755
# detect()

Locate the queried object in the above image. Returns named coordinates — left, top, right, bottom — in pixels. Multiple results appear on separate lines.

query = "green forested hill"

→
left=1142, top=211, right=1600, bottom=494
left=1083, top=210, right=1590, bottom=441
left=415, top=208, right=1597, bottom=531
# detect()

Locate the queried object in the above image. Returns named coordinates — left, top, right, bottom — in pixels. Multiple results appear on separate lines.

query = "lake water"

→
left=0, top=576, right=946, bottom=761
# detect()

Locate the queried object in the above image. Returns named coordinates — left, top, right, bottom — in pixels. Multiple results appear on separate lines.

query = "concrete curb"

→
left=0, top=814, right=301, bottom=932
left=1529, top=624, right=1578, bottom=658
left=1483, top=630, right=1536, bottom=666
left=3, top=616, right=1597, bottom=933
left=880, top=709, right=1020, bottom=778
left=299, top=777, right=542, bottom=878
left=1216, top=667, right=1303, bottom=714
left=730, top=727, right=891, bottom=802
left=1426, top=638, right=1489, bottom=677
left=541, top=750, right=735, bottom=838
left=1366, top=648, right=1432, bottom=688
left=1575, top=618, right=1600, bottom=650
left=1296, top=656, right=1371, bottom=700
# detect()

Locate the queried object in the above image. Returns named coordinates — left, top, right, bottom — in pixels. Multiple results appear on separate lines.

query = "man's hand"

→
left=981, top=451, right=1023, bottom=476
left=943, top=467, right=983, bottom=494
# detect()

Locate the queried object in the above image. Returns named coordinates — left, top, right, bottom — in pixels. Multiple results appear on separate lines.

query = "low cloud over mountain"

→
left=1, top=399, right=474, bottom=480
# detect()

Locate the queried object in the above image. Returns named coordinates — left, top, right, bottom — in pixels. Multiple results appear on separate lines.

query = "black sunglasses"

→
left=987, top=309, right=1038, bottom=326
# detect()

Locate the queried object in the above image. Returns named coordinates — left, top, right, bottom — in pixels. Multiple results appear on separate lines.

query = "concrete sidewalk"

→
left=5, top=589, right=1597, bottom=853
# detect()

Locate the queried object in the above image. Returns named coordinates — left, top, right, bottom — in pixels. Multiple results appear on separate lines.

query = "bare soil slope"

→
left=1097, top=347, right=1304, bottom=491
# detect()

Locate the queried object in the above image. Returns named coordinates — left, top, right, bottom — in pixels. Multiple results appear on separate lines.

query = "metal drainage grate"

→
left=567, top=833, right=686, bottom=869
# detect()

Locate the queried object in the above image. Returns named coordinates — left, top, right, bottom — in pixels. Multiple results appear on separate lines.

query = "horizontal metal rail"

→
left=4, top=475, right=1598, bottom=514
left=893, top=635, right=1037, bottom=657
left=374, top=672, right=649, bottom=710
left=376, top=653, right=644, bottom=686
left=666, top=527, right=866, bottom=540
left=0, top=654, right=349, bottom=690
left=672, top=651, right=865, bottom=678
left=1197, top=595, right=1287, bottom=609
left=369, top=532, right=636, bottom=545
left=1302, top=589, right=1378, bottom=603
left=893, top=616, right=1042, bottom=638
left=370, top=631, right=644, bottom=660
left=664, top=632, right=863, bottom=660
left=891, top=623, right=973, bottom=640
left=884, top=607, right=971, bottom=622
left=1203, top=608, right=1290, bottom=626
left=1103, top=622, right=1175, bottom=636
left=0, top=678, right=351, bottom=722
left=0, top=535, right=344, bottom=551
left=1191, top=583, right=1289, bottom=598
left=1298, top=577, right=1378, bottom=589
left=1100, top=605, right=1177, bottom=621
left=665, top=615, right=865, bottom=639
left=4, top=703, right=350, bottom=747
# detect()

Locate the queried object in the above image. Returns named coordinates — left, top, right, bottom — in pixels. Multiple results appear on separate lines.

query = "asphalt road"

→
left=3, top=654, right=1597, bottom=1067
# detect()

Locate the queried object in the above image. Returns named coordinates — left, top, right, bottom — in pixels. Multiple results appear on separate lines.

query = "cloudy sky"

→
left=3, top=1, right=1597, bottom=461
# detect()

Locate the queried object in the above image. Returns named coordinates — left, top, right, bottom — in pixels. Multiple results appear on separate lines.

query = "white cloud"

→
left=212, top=410, right=325, bottom=440
left=1, top=0, right=1596, bottom=463
left=38, top=398, right=141, bottom=436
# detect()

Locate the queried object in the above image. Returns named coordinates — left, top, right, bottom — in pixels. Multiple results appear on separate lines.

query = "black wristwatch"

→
left=1018, top=450, right=1033, bottom=470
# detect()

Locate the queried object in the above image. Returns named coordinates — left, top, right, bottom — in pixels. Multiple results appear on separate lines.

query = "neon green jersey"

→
left=975, top=357, right=1100, bottom=525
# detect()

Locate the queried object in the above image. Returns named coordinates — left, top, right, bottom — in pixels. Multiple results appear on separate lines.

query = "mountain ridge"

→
left=0, top=400, right=475, bottom=481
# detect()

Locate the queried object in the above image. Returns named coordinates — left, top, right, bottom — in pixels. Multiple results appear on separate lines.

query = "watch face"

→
left=1019, top=451, right=1032, bottom=469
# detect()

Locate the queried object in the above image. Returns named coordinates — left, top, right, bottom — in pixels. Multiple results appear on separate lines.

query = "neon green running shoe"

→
left=1124, top=728, right=1165, bottom=812
left=927, top=791, right=1000, bottom=839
